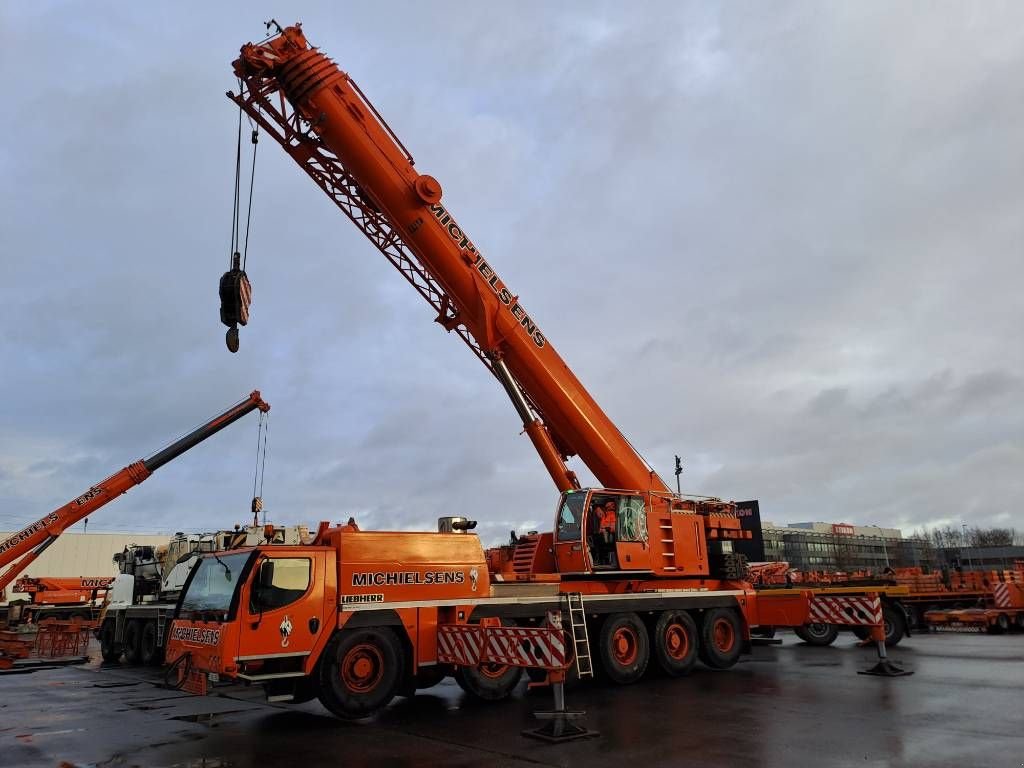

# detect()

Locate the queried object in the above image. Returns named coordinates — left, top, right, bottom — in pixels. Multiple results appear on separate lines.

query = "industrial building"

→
left=761, top=521, right=934, bottom=571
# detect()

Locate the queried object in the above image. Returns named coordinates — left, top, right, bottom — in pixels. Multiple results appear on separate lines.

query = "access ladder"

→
left=564, top=592, right=594, bottom=679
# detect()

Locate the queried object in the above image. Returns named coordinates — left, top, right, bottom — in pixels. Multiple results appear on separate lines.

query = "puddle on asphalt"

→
left=169, top=710, right=250, bottom=726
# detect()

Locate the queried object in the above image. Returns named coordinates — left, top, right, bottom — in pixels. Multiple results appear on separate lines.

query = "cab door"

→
left=236, top=551, right=328, bottom=672
left=553, top=491, right=592, bottom=574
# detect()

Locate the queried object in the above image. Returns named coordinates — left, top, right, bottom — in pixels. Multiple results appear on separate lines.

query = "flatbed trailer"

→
left=925, top=581, right=1024, bottom=634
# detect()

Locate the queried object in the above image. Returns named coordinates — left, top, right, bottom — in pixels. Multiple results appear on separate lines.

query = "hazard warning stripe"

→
left=436, top=623, right=567, bottom=670
left=993, top=583, right=1010, bottom=608
left=808, top=596, right=882, bottom=626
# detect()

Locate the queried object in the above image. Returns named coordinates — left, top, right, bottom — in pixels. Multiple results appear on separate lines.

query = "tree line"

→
left=910, top=525, right=1022, bottom=548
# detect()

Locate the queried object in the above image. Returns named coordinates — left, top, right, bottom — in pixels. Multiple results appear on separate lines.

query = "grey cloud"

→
left=1, top=2, right=1022, bottom=545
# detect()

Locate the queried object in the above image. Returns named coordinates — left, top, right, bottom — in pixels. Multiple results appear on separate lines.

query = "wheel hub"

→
left=665, top=624, right=689, bottom=659
left=612, top=627, right=638, bottom=665
left=713, top=618, right=735, bottom=652
left=342, top=643, right=384, bottom=693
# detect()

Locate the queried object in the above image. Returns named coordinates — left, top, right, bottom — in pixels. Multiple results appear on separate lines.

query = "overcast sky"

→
left=1, top=2, right=1021, bottom=545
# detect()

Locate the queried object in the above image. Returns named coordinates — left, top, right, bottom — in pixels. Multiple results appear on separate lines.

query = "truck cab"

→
left=168, top=546, right=335, bottom=687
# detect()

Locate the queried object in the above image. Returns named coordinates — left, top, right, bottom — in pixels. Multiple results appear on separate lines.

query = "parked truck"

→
left=4, top=576, right=114, bottom=626
left=99, top=523, right=309, bottom=665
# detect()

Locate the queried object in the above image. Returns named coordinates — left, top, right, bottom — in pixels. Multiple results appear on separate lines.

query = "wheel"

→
left=794, top=622, right=839, bottom=646
left=653, top=610, right=699, bottom=677
left=99, top=619, right=121, bottom=663
left=882, top=604, right=905, bottom=647
left=994, top=613, right=1010, bottom=633
left=1016, top=613, right=1024, bottom=631
left=123, top=620, right=143, bottom=664
left=139, top=620, right=161, bottom=665
left=317, top=628, right=404, bottom=719
left=598, top=612, right=649, bottom=684
left=698, top=608, right=743, bottom=670
left=455, top=662, right=523, bottom=701
left=851, top=626, right=871, bottom=641
left=414, top=666, right=447, bottom=690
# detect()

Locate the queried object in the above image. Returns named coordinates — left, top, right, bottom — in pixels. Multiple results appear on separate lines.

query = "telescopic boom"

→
left=0, top=391, right=270, bottom=596
left=225, top=25, right=667, bottom=496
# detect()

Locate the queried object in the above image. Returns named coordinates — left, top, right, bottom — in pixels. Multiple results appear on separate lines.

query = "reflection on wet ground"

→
left=3, top=632, right=1023, bottom=768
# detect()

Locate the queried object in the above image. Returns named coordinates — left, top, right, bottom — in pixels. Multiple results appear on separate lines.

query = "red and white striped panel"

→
left=481, top=626, right=566, bottom=671
left=436, top=624, right=485, bottom=667
left=809, top=596, right=882, bottom=626
left=993, top=583, right=1010, bottom=608
left=436, top=623, right=567, bottom=671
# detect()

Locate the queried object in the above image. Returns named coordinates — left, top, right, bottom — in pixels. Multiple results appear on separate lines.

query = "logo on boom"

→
left=427, top=203, right=547, bottom=349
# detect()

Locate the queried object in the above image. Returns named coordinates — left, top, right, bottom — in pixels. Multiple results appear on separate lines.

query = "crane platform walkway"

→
left=2, top=633, right=1021, bottom=768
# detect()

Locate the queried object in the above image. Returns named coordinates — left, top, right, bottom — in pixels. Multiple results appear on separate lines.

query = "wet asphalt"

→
left=1, top=630, right=1021, bottom=768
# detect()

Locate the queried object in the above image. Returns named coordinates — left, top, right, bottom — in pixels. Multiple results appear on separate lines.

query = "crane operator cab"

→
left=553, top=489, right=649, bottom=574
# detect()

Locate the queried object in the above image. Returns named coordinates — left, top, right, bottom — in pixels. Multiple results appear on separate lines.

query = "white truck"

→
left=98, top=524, right=309, bottom=664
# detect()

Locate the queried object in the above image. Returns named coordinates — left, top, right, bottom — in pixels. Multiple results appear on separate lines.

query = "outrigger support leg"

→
left=522, top=672, right=598, bottom=743
left=858, top=628, right=913, bottom=677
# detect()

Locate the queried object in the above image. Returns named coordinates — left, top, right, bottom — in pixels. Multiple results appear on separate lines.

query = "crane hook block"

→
left=219, top=253, right=252, bottom=353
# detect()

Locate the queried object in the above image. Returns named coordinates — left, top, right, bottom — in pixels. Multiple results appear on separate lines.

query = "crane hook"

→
left=219, top=252, right=251, bottom=353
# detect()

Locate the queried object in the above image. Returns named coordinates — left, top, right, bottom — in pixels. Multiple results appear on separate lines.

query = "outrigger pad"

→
left=523, top=710, right=599, bottom=743
left=858, top=659, right=914, bottom=677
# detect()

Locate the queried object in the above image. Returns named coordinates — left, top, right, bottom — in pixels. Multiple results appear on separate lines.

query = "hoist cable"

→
left=258, top=413, right=269, bottom=500
left=252, top=411, right=264, bottom=502
left=229, top=92, right=244, bottom=267
left=242, top=124, right=259, bottom=271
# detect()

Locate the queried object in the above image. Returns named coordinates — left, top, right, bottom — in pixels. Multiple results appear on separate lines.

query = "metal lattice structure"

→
left=228, top=78, right=495, bottom=376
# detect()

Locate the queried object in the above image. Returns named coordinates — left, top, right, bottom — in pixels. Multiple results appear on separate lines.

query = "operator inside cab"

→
left=591, top=498, right=619, bottom=568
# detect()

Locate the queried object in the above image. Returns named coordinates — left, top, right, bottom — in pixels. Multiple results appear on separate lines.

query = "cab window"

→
left=556, top=492, right=587, bottom=542
left=252, top=558, right=311, bottom=612
left=616, top=496, right=648, bottom=543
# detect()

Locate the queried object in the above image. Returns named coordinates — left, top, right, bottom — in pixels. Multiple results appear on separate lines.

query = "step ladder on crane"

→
left=564, top=592, right=594, bottom=679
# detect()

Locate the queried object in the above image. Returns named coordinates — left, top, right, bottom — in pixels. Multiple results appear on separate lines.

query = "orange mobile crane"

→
left=8, top=576, right=113, bottom=624
left=167, top=23, right=899, bottom=721
left=0, top=391, right=270, bottom=627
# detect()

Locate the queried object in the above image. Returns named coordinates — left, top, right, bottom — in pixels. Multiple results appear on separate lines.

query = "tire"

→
left=123, top=620, right=143, bottom=664
left=317, top=628, right=404, bottom=720
left=851, top=626, right=871, bottom=641
left=455, top=662, right=523, bottom=701
left=994, top=613, right=1010, bottom=634
left=794, top=622, right=839, bottom=647
left=99, top=619, right=121, bottom=663
left=414, top=666, right=447, bottom=690
left=698, top=608, right=743, bottom=670
left=598, top=612, right=649, bottom=684
left=653, top=610, right=699, bottom=677
left=139, top=620, right=161, bottom=666
left=1016, top=613, right=1024, bottom=631
left=882, top=604, right=905, bottom=647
